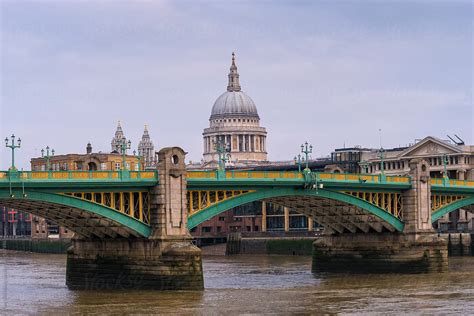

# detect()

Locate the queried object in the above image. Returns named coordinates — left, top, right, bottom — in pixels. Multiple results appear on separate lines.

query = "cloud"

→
left=0, top=0, right=471, bottom=168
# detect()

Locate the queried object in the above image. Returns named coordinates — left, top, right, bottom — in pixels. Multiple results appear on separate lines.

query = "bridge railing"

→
left=187, top=170, right=411, bottom=184
left=431, top=178, right=474, bottom=188
left=0, top=170, right=158, bottom=181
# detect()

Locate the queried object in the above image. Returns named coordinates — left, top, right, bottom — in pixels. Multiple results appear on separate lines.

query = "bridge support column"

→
left=66, top=147, right=203, bottom=290
left=312, top=159, right=448, bottom=273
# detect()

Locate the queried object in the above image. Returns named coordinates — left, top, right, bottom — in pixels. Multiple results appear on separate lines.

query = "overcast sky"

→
left=0, top=0, right=472, bottom=170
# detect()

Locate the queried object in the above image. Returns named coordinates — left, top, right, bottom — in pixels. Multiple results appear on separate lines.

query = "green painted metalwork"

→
left=187, top=187, right=405, bottom=232
left=293, top=154, right=303, bottom=173
left=0, top=190, right=151, bottom=237
left=41, top=146, right=55, bottom=171
left=214, top=139, right=231, bottom=179
left=432, top=196, right=474, bottom=222
left=4, top=134, right=21, bottom=171
left=301, top=142, right=312, bottom=171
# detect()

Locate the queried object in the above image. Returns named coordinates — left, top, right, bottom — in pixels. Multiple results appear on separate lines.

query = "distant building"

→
left=202, top=53, right=268, bottom=166
left=138, top=125, right=156, bottom=169
left=0, top=207, right=31, bottom=237
left=28, top=123, right=148, bottom=239
left=328, top=136, right=474, bottom=232
left=193, top=53, right=315, bottom=239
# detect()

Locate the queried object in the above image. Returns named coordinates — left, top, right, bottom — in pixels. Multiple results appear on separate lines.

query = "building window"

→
left=217, top=226, right=222, bottom=232
left=101, top=163, right=107, bottom=170
left=218, top=216, right=225, bottom=221
left=115, top=163, right=121, bottom=170
left=202, top=226, right=212, bottom=233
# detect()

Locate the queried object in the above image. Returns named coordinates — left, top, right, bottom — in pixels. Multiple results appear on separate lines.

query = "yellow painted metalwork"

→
left=431, top=178, right=474, bottom=187
left=431, top=194, right=466, bottom=213
left=187, top=190, right=254, bottom=215
left=31, top=172, right=49, bottom=179
left=344, top=191, right=404, bottom=219
left=139, top=192, right=143, bottom=222
left=62, top=190, right=151, bottom=224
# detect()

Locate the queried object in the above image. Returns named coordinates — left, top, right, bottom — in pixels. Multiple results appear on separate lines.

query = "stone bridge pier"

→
left=313, top=159, right=448, bottom=273
left=66, top=147, right=203, bottom=290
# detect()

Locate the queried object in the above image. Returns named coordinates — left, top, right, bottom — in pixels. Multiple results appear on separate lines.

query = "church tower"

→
left=111, top=121, right=126, bottom=153
left=138, top=125, right=155, bottom=168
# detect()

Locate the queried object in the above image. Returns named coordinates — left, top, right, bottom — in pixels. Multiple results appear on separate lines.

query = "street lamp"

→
left=294, top=154, right=304, bottom=173
left=116, top=137, right=131, bottom=170
left=378, top=148, right=386, bottom=182
left=5, top=134, right=21, bottom=171
left=133, top=150, right=143, bottom=171
left=378, top=148, right=385, bottom=175
left=41, top=146, right=55, bottom=171
left=214, top=139, right=231, bottom=173
left=301, top=141, right=313, bottom=171
left=359, top=161, right=369, bottom=174
left=442, top=154, right=449, bottom=184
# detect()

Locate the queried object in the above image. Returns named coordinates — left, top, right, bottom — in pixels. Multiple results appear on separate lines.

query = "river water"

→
left=1, top=250, right=473, bottom=315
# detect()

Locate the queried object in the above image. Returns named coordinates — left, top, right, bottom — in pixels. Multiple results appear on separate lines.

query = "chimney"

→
left=86, top=142, right=92, bottom=154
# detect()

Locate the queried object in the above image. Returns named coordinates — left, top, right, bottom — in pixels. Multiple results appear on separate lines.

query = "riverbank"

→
left=2, top=232, right=473, bottom=256
left=0, top=238, right=71, bottom=254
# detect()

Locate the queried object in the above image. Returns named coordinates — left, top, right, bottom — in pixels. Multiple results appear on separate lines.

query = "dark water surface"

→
left=1, top=249, right=473, bottom=315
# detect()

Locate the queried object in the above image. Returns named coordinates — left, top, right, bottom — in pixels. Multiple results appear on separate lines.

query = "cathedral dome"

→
left=210, top=52, right=259, bottom=120
left=210, top=91, right=259, bottom=119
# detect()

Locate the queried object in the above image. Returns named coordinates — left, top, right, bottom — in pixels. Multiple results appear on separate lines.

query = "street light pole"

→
left=442, top=154, right=449, bottom=185
left=5, top=134, right=21, bottom=171
left=41, top=146, right=55, bottom=171
left=133, top=150, right=143, bottom=171
left=294, top=154, right=303, bottom=173
left=359, top=161, right=369, bottom=174
left=214, top=139, right=231, bottom=176
left=378, top=148, right=386, bottom=182
left=301, top=141, right=313, bottom=171
left=116, top=137, right=131, bottom=170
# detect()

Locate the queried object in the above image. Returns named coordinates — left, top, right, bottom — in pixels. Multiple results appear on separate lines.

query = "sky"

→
left=0, top=0, right=472, bottom=170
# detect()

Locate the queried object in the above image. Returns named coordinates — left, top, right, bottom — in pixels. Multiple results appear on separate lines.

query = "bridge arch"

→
left=187, top=187, right=404, bottom=232
left=0, top=190, right=151, bottom=238
left=432, top=196, right=474, bottom=222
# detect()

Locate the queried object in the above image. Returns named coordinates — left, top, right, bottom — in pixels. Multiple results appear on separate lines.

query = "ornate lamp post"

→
left=294, top=154, right=304, bottom=173
left=41, top=146, right=55, bottom=171
left=5, top=134, right=21, bottom=171
left=214, top=139, right=231, bottom=176
left=116, top=137, right=131, bottom=170
left=378, top=148, right=386, bottom=182
left=359, top=161, right=369, bottom=174
left=133, top=150, right=143, bottom=171
left=301, top=141, right=312, bottom=171
left=442, top=154, right=449, bottom=185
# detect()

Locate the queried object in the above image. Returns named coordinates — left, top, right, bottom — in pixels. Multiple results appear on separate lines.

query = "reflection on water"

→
left=1, top=249, right=474, bottom=314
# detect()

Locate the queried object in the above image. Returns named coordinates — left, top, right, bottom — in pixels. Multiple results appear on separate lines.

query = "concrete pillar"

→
left=66, top=147, right=203, bottom=290
left=261, top=201, right=267, bottom=232
left=307, top=216, right=313, bottom=232
left=284, top=207, right=290, bottom=232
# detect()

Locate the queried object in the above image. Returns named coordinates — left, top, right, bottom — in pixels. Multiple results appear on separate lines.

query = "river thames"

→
left=1, top=250, right=473, bottom=315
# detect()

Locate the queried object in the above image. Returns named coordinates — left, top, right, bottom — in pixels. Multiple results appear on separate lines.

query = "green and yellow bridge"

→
left=1, top=169, right=473, bottom=238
